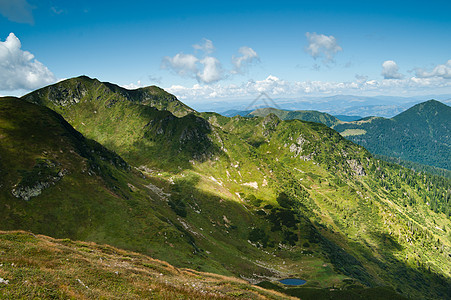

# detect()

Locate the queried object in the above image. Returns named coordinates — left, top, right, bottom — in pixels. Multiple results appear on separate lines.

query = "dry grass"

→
left=0, top=230, right=293, bottom=299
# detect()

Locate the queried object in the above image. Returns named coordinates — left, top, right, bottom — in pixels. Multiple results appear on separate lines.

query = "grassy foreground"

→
left=0, top=231, right=291, bottom=299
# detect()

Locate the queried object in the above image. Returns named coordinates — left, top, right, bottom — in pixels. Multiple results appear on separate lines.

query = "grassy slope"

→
left=249, top=102, right=451, bottom=172
left=22, top=75, right=194, bottom=117
left=198, top=113, right=451, bottom=299
left=15, top=80, right=451, bottom=299
left=22, top=76, right=215, bottom=171
left=0, top=231, right=291, bottom=299
left=0, top=98, right=184, bottom=253
left=0, top=97, right=301, bottom=279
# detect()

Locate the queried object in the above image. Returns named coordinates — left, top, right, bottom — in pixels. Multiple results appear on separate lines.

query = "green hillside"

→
left=0, top=97, right=214, bottom=267
left=0, top=96, right=302, bottom=279
left=250, top=107, right=341, bottom=127
left=22, top=76, right=214, bottom=171
left=22, top=75, right=194, bottom=117
left=333, top=100, right=451, bottom=170
left=250, top=102, right=450, bottom=171
left=1, top=78, right=449, bottom=299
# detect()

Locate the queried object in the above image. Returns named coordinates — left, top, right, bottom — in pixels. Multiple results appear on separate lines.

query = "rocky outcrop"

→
left=289, top=134, right=309, bottom=158
left=11, top=160, right=67, bottom=201
left=261, top=113, right=280, bottom=136
left=347, top=159, right=366, bottom=176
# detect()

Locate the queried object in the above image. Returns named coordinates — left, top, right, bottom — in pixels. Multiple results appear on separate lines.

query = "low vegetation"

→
left=0, top=77, right=449, bottom=299
left=0, top=231, right=290, bottom=299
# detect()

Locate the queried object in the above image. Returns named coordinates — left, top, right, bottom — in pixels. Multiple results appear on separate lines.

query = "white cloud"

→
left=231, top=46, right=259, bottom=74
left=0, top=0, right=34, bottom=24
left=167, top=75, right=297, bottom=100
left=381, top=60, right=403, bottom=79
left=161, top=53, right=198, bottom=76
left=415, top=60, right=451, bottom=79
left=121, top=80, right=144, bottom=90
left=305, top=32, right=342, bottom=63
left=162, top=38, right=259, bottom=84
left=0, top=33, right=56, bottom=91
left=167, top=74, right=451, bottom=101
left=197, top=56, right=224, bottom=84
left=193, top=38, right=215, bottom=54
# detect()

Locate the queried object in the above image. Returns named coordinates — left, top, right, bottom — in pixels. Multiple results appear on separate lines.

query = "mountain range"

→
left=1, top=76, right=450, bottom=299
left=211, top=94, right=451, bottom=119
left=248, top=101, right=451, bottom=172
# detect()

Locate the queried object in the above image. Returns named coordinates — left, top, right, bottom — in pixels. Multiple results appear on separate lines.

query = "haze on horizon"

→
left=0, top=0, right=450, bottom=107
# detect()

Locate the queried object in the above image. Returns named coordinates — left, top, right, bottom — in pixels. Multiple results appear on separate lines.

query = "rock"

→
left=241, top=182, right=258, bottom=189
left=347, top=159, right=366, bottom=176
left=289, top=135, right=308, bottom=157
left=11, top=160, right=66, bottom=201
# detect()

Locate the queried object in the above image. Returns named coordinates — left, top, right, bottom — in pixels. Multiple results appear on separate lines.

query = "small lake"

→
left=278, top=278, right=307, bottom=286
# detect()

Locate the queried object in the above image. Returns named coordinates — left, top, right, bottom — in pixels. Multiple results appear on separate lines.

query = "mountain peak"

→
left=393, top=99, right=450, bottom=122
left=22, top=76, right=194, bottom=117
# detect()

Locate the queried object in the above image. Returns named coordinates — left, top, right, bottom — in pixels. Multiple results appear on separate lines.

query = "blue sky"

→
left=1, top=0, right=450, bottom=104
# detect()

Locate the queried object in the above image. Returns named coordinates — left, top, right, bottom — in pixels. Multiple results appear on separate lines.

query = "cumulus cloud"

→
left=231, top=46, right=259, bottom=74
left=161, top=53, right=198, bottom=76
left=0, top=33, right=56, bottom=91
left=121, top=80, right=144, bottom=90
left=167, top=74, right=451, bottom=101
left=0, top=0, right=34, bottom=24
left=381, top=60, right=403, bottom=79
left=197, top=56, right=224, bottom=84
left=163, top=38, right=259, bottom=84
left=193, top=38, right=215, bottom=54
left=415, top=60, right=451, bottom=79
left=305, top=32, right=342, bottom=63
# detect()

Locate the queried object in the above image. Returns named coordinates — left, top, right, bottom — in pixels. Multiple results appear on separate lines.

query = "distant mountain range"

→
left=249, top=107, right=342, bottom=127
left=211, top=94, right=451, bottom=119
left=1, top=76, right=450, bottom=299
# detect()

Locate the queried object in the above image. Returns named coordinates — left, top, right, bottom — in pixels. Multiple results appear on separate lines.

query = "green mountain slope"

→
left=249, top=101, right=450, bottom=171
left=0, top=97, right=300, bottom=279
left=333, top=100, right=451, bottom=170
left=22, top=75, right=194, bottom=117
left=9, top=79, right=451, bottom=299
left=22, top=76, right=215, bottom=171
left=249, top=107, right=341, bottom=127
left=0, top=97, right=211, bottom=262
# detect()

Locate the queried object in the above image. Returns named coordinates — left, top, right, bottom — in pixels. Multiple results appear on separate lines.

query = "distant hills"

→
left=1, top=76, right=450, bottom=299
left=249, top=107, right=341, bottom=127
left=210, top=94, right=451, bottom=119
left=334, top=100, right=451, bottom=170
left=245, top=100, right=451, bottom=171
left=334, top=115, right=363, bottom=122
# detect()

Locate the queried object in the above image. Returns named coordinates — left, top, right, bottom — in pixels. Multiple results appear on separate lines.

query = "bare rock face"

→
left=347, top=159, right=366, bottom=176
left=261, top=114, right=280, bottom=136
left=11, top=159, right=66, bottom=201
left=48, top=83, right=87, bottom=107
left=289, top=134, right=309, bottom=158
